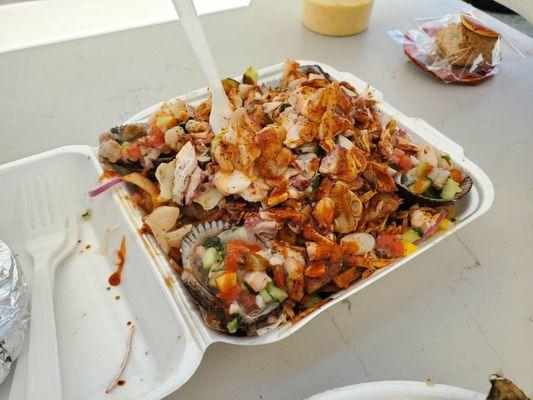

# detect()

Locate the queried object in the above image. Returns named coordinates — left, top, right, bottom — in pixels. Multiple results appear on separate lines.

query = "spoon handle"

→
left=171, top=0, right=232, bottom=132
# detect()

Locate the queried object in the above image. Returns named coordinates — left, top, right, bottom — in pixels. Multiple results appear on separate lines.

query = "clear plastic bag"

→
left=388, top=12, right=504, bottom=84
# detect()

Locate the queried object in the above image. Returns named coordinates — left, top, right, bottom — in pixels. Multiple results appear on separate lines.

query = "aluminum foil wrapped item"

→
left=0, top=239, right=29, bottom=384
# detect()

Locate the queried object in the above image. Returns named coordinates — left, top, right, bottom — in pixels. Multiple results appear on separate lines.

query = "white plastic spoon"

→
left=170, top=0, right=233, bottom=133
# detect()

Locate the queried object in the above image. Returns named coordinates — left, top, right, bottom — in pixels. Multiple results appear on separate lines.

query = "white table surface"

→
left=0, top=0, right=532, bottom=399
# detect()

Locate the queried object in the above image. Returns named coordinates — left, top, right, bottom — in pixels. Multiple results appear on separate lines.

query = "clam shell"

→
left=180, top=220, right=282, bottom=334
left=395, top=174, right=473, bottom=207
left=181, top=220, right=232, bottom=269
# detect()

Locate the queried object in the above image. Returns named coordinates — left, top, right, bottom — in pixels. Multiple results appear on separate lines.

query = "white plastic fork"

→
left=17, top=178, right=77, bottom=400
left=9, top=181, right=79, bottom=400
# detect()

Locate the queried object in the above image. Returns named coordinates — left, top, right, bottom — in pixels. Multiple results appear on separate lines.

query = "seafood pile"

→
left=97, top=60, right=471, bottom=335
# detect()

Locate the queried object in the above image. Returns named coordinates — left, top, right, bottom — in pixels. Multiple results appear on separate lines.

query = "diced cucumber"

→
left=227, top=318, right=238, bottom=334
left=409, top=177, right=432, bottom=195
left=415, top=162, right=432, bottom=177
left=242, top=66, right=259, bottom=85
left=441, top=178, right=461, bottom=200
left=208, top=277, right=217, bottom=288
left=266, top=283, right=288, bottom=302
left=202, top=247, right=218, bottom=270
left=401, top=229, right=421, bottom=243
left=259, top=289, right=273, bottom=303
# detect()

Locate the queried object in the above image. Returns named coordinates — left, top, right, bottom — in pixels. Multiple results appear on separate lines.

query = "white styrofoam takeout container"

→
left=0, top=61, right=493, bottom=400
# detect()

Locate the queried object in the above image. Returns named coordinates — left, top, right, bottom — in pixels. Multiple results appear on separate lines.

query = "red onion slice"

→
left=89, top=177, right=122, bottom=197
left=414, top=209, right=447, bottom=245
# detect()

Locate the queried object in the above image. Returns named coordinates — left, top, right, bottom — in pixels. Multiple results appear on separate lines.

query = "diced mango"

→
left=438, top=218, right=454, bottom=231
left=402, top=240, right=418, bottom=256
left=215, top=272, right=237, bottom=293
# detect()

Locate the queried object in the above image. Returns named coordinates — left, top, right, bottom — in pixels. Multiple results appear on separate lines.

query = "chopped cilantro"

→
left=203, top=237, right=226, bottom=262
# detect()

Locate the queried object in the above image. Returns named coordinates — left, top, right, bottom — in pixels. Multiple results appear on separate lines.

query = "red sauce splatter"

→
left=117, top=380, right=126, bottom=386
left=108, top=235, right=126, bottom=286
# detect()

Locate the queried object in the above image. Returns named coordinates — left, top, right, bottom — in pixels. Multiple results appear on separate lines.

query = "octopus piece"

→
left=330, top=181, right=363, bottom=234
left=172, top=142, right=198, bottom=206
left=193, top=184, right=225, bottom=211
left=282, top=114, right=317, bottom=149
left=362, top=193, right=400, bottom=223
left=255, top=124, right=293, bottom=178
left=284, top=257, right=305, bottom=302
left=378, top=128, right=394, bottom=158
left=212, top=124, right=260, bottom=174
left=395, top=129, right=419, bottom=153
left=340, top=232, right=376, bottom=257
left=213, top=169, right=252, bottom=195
left=312, top=197, right=335, bottom=231
left=185, top=120, right=214, bottom=144
left=155, top=159, right=177, bottom=201
left=184, top=167, right=205, bottom=205
left=318, top=109, right=350, bottom=153
left=164, top=126, right=186, bottom=151
left=265, top=180, right=290, bottom=207
left=302, top=223, right=335, bottom=261
left=346, top=128, right=371, bottom=153
left=240, top=177, right=270, bottom=202
left=319, top=135, right=367, bottom=181
left=364, top=162, right=397, bottom=193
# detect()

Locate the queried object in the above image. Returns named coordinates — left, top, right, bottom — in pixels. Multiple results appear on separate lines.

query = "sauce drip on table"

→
left=108, top=235, right=126, bottom=286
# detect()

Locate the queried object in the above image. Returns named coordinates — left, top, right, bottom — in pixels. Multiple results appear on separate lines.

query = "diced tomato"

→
left=214, top=272, right=238, bottom=293
left=450, top=168, right=463, bottom=184
left=123, top=144, right=141, bottom=162
left=237, top=290, right=257, bottom=312
left=216, top=285, right=241, bottom=303
left=376, top=234, right=404, bottom=257
left=398, top=155, right=415, bottom=171
left=149, top=131, right=165, bottom=147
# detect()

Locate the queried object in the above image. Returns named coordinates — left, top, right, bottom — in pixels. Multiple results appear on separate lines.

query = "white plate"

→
left=308, top=381, right=486, bottom=400
left=0, top=61, right=494, bottom=399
